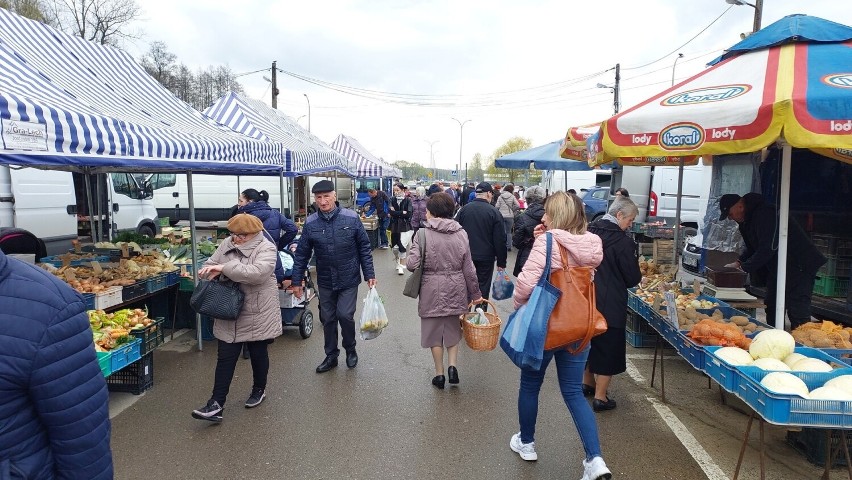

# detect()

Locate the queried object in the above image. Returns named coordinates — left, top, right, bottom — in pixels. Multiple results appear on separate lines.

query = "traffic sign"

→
left=451, top=170, right=458, bottom=177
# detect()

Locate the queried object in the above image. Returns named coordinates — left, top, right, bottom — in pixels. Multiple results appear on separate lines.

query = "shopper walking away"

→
left=291, top=180, right=377, bottom=373
left=582, top=198, right=642, bottom=412
left=456, top=181, right=507, bottom=311
left=407, top=192, right=483, bottom=389
left=512, top=185, right=546, bottom=276
left=0, top=249, right=114, bottom=478
left=365, top=188, right=391, bottom=249
left=389, top=182, right=413, bottom=275
left=410, top=186, right=428, bottom=234
left=237, top=188, right=298, bottom=250
left=510, top=191, right=612, bottom=480
left=192, top=214, right=282, bottom=422
left=496, top=184, right=520, bottom=251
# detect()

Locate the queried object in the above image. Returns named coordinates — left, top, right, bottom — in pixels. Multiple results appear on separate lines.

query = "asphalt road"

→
left=109, top=249, right=832, bottom=480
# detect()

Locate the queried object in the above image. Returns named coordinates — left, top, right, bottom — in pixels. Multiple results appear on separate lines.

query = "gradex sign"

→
left=660, top=84, right=751, bottom=106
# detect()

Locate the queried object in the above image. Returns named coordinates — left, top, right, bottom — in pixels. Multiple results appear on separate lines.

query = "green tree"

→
left=1, top=0, right=50, bottom=22
left=489, top=136, right=532, bottom=184
left=469, top=153, right=484, bottom=183
left=141, top=41, right=176, bottom=88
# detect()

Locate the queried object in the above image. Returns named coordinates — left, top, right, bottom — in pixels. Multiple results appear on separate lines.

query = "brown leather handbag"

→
left=544, top=242, right=608, bottom=353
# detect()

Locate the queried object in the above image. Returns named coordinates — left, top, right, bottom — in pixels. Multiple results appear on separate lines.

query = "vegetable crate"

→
left=109, top=338, right=142, bottom=374
left=704, top=346, right=744, bottom=392
left=95, top=286, right=123, bottom=310
left=813, top=275, right=850, bottom=298
left=106, top=352, right=154, bottom=395
left=40, top=254, right=109, bottom=267
left=812, top=234, right=852, bottom=258
left=122, top=281, right=147, bottom=302
left=96, top=351, right=113, bottom=377
left=145, top=273, right=168, bottom=294
left=179, top=276, right=195, bottom=292
left=626, top=329, right=659, bottom=348
left=818, top=255, right=852, bottom=279
left=626, top=311, right=650, bottom=333
left=822, top=348, right=852, bottom=366
left=82, top=293, right=96, bottom=311
left=787, top=428, right=852, bottom=467
left=653, top=239, right=676, bottom=264
left=645, top=225, right=675, bottom=239
left=130, top=318, right=164, bottom=356
left=165, top=270, right=180, bottom=286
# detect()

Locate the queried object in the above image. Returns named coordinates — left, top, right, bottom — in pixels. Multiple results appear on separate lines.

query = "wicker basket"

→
left=460, top=300, right=502, bottom=351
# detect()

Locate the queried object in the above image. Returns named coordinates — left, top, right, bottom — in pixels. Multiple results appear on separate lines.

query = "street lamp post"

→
left=595, top=63, right=621, bottom=114
left=303, top=93, right=311, bottom=132
left=425, top=140, right=439, bottom=180
left=451, top=118, right=471, bottom=183
left=726, top=0, right=763, bottom=33
left=671, top=53, right=684, bottom=86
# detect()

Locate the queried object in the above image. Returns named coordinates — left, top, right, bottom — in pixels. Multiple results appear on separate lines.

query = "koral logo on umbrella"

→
left=660, top=85, right=750, bottom=106
left=823, top=74, right=852, bottom=88
left=659, top=123, right=704, bottom=151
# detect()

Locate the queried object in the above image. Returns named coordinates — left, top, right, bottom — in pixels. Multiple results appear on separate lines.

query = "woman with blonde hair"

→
left=508, top=192, right=612, bottom=480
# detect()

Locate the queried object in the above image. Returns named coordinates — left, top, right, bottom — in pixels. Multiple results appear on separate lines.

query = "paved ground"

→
left=108, top=249, right=834, bottom=480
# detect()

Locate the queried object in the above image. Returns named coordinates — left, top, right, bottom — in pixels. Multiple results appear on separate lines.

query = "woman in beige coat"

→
left=192, top=214, right=283, bottom=423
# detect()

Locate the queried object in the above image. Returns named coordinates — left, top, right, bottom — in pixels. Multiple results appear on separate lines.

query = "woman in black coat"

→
left=511, top=185, right=546, bottom=276
left=582, top=197, right=642, bottom=412
left=389, top=183, right=413, bottom=275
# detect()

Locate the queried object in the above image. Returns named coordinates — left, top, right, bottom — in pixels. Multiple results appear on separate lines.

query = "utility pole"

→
left=426, top=140, right=439, bottom=180
left=614, top=63, right=621, bottom=114
left=271, top=61, right=279, bottom=109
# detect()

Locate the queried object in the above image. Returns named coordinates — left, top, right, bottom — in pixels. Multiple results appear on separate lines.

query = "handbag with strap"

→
left=500, top=231, right=561, bottom=370
left=190, top=276, right=245, bottom=320
left=544, top=239, right=608, bottom=353
left=402, top=229, right=426, bottom=298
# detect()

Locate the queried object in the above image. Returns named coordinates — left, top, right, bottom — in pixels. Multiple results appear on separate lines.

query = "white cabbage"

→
left=808, top=386, right=852, bottom=401
left=790, top=358, right=833, bottom=373
left=751, top=358, right=791, bottom=371
left=760, top=372, right=809, bottom=397
left=749, top=329, right=796, bottom=360
left=824, top=375, right=852, bottom=396
left=783, top=353, right=807, bottom=368
left=715, top=347, right=754, bottom=366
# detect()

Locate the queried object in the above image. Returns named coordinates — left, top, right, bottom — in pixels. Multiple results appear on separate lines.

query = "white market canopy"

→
left=204, top=92, right=356, bottom=176
left=330, top=134, right=401, bottom=178
left=0, top=8, right=291, bottom=174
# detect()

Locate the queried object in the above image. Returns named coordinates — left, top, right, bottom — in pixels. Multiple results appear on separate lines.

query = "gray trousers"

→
left=317, top=285, right=359, bottom=357
left=503, top=217, right=514, bottom=250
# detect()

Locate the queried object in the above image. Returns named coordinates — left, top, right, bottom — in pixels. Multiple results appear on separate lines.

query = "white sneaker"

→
left=396, top=264, right=404, bottom=275
left=581, top=456, right=612, bottom=480
left=509, top=432, right=537, bottom=461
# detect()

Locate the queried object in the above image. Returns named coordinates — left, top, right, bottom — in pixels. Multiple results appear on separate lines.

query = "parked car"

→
left=578, top=186, right=609, bottom=222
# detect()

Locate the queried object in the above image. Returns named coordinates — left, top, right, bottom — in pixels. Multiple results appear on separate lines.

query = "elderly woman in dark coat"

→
left=406, top=192, right=483, bottom=389
left=511, top=185, right=546, bottom=276
left=192, top=214, right=283, bottom=422
left=582, top=198, right=642, bottom=412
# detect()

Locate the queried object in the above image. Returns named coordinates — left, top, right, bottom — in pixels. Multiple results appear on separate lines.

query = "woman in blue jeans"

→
left=510, top=191, right=612, bottom=480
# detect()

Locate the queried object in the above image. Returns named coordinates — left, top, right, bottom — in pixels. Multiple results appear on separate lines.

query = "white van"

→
left=0, top=166, right=175, bottom=255
left=154, top=173, right=355, bottom=224
left=611, top=162, right=711, bottom=227
left=543, top=170, right=612, bottom=194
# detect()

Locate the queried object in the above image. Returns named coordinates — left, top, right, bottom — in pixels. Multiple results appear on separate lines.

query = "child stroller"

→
left=279, top=249, right=315, bottom=339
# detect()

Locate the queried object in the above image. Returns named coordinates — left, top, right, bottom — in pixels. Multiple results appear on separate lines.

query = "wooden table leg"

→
left=651, top=335, right=659, bottom=388
left=660, top=335, right=666, bottom=404
left=170, top=284, right=179, bottom=341
left=733, top=412, right=755, bottom=480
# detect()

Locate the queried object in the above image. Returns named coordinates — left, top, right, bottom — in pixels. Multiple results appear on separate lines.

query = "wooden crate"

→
left=653, top=239, right=675, bottom=264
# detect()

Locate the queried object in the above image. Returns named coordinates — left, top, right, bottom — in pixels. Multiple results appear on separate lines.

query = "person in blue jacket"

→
left=291, top=180, right=376, bottom=373
left=237, top=188, right=298, bottom=250
left=0, top=249, right=113, bottom=479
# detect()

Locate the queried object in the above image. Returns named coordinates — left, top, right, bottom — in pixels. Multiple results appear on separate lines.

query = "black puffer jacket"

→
left=389, top=196, right=412, bottom=234
left=511, top=202, right=544, bottom=276
left=456, top=198, right=507, bottom=268
left=588, top=218, right=642, bottom=329
left=291, top=207, right=376, bottom=291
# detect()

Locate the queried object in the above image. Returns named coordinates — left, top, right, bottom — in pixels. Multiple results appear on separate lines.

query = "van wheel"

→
left=591, top=213, right=604, bottom=223
left=138, top=225, right=155, bottom=237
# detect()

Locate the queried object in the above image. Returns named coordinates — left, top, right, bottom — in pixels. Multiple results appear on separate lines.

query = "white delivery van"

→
left=610, top=161, right=711, bottom=227
left=543, top=170, right=612, bottom=194
left=0, top=166, right=175, bottom=255
left=154, top=173, right=354, bottom=224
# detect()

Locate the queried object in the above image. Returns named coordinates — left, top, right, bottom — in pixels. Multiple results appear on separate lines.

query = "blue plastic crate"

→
left=673, top=334, right=707, bottom=371
left=736, top=368, right=852, bottom=428
left=82, top=293, right=96, bottom=311
left=705, top=346, right=746, bottom=392
left=738, top=346, right=852, bottom=387
left=165, top=270, right=180, bottom=286
left=822, top=348, right=852, bottom=366
left=40, top=254, right=109, bottom=267
left=145, top=273, right=168, bottom=294
left=626, top=311, right=650, bottom=333
left=645, top=310, right=680, bottom=348
left=626, top=329, right=659, bottom=348
left=109, top=338, right=142, bottom=374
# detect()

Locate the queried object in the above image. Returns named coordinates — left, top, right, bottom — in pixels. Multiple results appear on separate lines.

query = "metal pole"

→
left=304, top=94, right=311, bottom=132
left=271, top=61, right=278, bottom=109
left=186, top=170, right=202, bottom=351
left=95, top=173, right=103, bottom=242
left=752, top=0, right=763, bottom=32
left=671, top=53, right=684, bottom=86
left=614, top=63, right=621, bottom=114
left=775, top=142, right=792, bottom=330
left=84, top=169, right=97, bottom=243
left=279, top=169, right=285, bottom=214
left=674, top=157, right=685, bottom=266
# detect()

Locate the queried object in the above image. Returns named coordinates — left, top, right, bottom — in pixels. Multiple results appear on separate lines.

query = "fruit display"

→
left=791, top=321, right=852, bottom=349
left=45, top=252, right=178, bottom=294
left=678, top=307, right=767, bottom=334
left=89, top=308, right=154, bottom=351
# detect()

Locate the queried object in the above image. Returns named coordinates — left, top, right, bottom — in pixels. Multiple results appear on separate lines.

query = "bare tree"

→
left=141, top=40, right=176, bottom=88
left=2, top=0, right=51, bottom=23
left=48, top=0, right=141, bottom=46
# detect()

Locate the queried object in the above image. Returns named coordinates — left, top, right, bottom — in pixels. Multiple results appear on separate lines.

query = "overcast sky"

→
left=127, top=0, right=850, bottom=171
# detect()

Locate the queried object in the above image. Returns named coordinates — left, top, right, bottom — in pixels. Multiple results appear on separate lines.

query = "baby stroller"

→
left=279, top=249, right=315, bottom=339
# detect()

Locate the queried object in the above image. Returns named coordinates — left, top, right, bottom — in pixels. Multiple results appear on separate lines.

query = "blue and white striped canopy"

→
left=330, top=134, right=399, bottom=178
left=0, top=8, right=289, bottom=174
left=204, top=92, right=355, bottom=176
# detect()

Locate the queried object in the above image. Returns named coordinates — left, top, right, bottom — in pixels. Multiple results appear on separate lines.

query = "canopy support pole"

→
left=775, top=141, right=792, bottom=330
left=279, top=169, right=285, bottom=215
left=674, top=157, right=685, bottom=266
left=84, top=168, right=97, bottom=244
left=187, top=170, right=202, bottom=351
left=236, top=176, right=241, bottom=204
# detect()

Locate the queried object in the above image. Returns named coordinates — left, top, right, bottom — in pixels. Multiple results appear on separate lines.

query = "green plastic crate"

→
left=97, top=351, right=113, bottom=377
left=813, top=275, right=850, bottom=298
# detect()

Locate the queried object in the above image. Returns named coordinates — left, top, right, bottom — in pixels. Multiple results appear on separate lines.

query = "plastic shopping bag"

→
left=359, top=287, right=389, bottom=340
left=491, top=270, right=515, bottom=301
left=400, top=230, right=414, bottom=250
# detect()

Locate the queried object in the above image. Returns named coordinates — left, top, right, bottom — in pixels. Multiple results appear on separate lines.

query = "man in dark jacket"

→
left=0, top=250, right=113, bottom=479
left=365, top=188, right=391, bottom=249
left=512, top=185, right=546, bottom=276
left=582, top=198, right=643, bottom=412
left=292, top=180, right=377, bottom=373
left=460, top=182, right=475, bottom=207
left=456, top=181, right=507, bottom=310
left=720, top=192, right=826, bottom=329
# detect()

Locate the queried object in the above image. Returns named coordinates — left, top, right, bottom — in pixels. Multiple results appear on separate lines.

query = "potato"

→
left=731, top=315, right=750, bottom=326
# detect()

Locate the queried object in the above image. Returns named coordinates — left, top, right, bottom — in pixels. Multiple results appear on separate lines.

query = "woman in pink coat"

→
left=406, top=192, right=483, bottom=389
left=508, top=192, right=612, bottom=480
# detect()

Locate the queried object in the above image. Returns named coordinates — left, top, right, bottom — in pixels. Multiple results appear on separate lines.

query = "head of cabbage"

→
left=760, top=372, right=809, bottom=398
left=749, top=329, right=795, bottom=360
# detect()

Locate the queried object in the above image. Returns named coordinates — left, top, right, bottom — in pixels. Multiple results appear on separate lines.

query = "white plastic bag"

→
left=359, top=287, right=389, bottom=340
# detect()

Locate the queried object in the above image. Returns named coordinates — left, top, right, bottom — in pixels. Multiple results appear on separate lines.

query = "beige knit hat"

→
left=227, top=214, right=264, bottom=234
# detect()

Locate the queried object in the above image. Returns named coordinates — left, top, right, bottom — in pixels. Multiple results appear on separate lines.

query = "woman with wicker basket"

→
left=509, top=192, right=612, bottom=480
left=406, top=192, right=484, bottom=389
